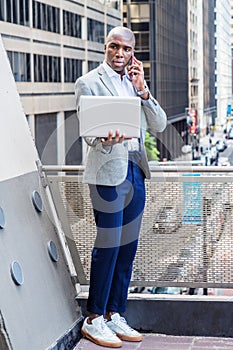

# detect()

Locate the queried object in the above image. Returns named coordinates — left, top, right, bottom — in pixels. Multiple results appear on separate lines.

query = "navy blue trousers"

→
left=87, top=159, right=146, bottom=315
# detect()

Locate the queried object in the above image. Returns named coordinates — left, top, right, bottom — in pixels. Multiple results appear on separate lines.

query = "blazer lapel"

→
left=97, top=64, right=119, bottom=96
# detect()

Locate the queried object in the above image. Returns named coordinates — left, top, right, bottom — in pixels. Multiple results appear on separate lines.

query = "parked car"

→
left=215, top=140, right=227, bottom=152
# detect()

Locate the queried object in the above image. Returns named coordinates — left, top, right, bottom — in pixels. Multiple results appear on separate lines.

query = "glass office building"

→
left=123, top=0, right=189, bottom=160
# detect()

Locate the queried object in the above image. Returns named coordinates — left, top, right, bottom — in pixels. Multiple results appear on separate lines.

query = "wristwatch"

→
left=136, top=87, right=149, bottom=96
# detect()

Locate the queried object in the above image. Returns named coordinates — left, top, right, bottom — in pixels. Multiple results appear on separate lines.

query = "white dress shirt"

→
left=103, top=61, right=140, bottom=151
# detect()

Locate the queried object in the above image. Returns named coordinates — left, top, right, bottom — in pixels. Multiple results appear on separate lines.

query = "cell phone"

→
left=127, top=54, right=134, bottom=79
left=127, top=54, right=134, bottom=70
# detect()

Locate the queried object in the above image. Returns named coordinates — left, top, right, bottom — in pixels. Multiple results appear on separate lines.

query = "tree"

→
left=144, top=131, right=160, bottom=161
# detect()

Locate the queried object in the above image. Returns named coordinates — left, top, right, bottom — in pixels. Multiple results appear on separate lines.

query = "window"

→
left=20, top=0, right=29, bottom=25
left=3, top=0, right=29, bottom=25
left=7, top=51, right=31, bottom=81
left=65, top=111, right=82, bottom=165
left=0, top=1, right=5, bottom=21
left=88, top=61, right=102, bottom=71
left=64, top=58, right=82, bottom=82
left=34, top=54, right=61, bottom=82
left=87, top=18, right=104, bottom=43
left=144, top=66, right=150, bottom=83
left=35, top=113, right=57, bottom=165
left=131, top=22, right=149, bottom=31
left=12, top=0, right=18, bottom=24
left=135, top=51, right=149, bottom=62
left=63, top=10, right=82, bottom=38
left=33, top=0, right=60, bottom=33
left=6, top=0, right=12, bottom=22
left=107, top=24, right=114, bottom=35
left=135, top=32, right=149, bottom=51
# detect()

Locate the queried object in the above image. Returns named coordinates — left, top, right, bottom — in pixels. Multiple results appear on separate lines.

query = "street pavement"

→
left=74, top=334, right=233, bottom=349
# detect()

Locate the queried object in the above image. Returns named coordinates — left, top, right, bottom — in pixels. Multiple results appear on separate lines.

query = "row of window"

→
left=0, top=0, right=29, bottom=26
left=7, top=49, right=148, bottom=86
left=33, top=0, right=60, bottom=34
left=34, top=55, right=61, bottom=82
left=87, top=18, right=105, bottom=43
left=7, top=51, right=101, bottom=83
left=63, top=10, right=82, bottom=38
left=64, top=58, right=82, bottom=83
left=0, top=0, right=109, bottom=42
left=7, top=51, right=31, bottom=82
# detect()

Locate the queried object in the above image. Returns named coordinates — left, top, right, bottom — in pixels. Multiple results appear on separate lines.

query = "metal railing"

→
left=43, top=165, right=233, bottom=289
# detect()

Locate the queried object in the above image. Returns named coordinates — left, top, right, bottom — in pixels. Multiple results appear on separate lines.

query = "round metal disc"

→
left=48, top=240, right=59, bottom=262
left=11, top=261, right=24, bottom=285
left=0, top=207, right=6, bottom=229
left=32, top=191, right=43, bottom=212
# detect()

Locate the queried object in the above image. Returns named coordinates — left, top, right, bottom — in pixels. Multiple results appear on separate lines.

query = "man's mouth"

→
left=114, top=60, right=124, bottom=66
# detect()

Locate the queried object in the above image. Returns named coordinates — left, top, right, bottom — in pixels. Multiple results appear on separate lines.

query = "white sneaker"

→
left=106, top=313, right=143, bottom=342
left=81, top=315, right=122, bottom=348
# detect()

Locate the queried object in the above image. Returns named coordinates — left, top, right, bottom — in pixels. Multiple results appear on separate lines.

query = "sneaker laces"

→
left=96, top=317, right=116, bottom=335
left=114, top=316, right=135, bottom=333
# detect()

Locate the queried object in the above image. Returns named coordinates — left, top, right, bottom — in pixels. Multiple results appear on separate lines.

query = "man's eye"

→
left=125, top=47, right=132, bottom=52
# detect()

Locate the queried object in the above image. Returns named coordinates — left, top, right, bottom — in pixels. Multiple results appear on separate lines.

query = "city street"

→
left=194, top=127, right=233, bottom=166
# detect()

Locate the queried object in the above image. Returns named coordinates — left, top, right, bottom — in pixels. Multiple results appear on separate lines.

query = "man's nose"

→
left=116, top=48, right=124, bottom=56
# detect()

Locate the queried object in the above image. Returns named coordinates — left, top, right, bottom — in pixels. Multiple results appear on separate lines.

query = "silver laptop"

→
left=78, top=95, right=141, bottom=138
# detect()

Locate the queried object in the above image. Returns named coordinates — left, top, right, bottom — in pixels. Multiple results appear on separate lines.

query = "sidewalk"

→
left=74, top=334, right=233, bottom=349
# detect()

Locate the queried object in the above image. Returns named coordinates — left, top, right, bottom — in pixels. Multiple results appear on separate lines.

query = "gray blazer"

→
left=75, top=64, right=167, bottom=186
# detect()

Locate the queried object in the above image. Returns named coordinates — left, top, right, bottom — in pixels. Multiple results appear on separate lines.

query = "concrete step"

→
left=77, top=293, right=233, bottom=337
left=74, top=334, right=233, bottom=349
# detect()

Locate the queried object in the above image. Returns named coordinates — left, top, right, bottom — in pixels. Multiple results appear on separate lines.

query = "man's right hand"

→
left=101, top=130, right=125, bottom=146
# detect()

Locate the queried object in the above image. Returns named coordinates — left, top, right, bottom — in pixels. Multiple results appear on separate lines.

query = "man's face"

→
left=104, top=34, right=134, bottom=75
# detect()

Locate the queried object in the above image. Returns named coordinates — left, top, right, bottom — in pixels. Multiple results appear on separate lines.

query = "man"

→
left=75, top=26, right=167, bottom=348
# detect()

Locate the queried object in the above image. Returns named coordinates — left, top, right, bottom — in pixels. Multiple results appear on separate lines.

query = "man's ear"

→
left=104, top=44, right=106, bottom=52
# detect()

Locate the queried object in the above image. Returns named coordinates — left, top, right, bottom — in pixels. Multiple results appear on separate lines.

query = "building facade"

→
left=188, top=0, right=216, bottom=137
left=123, top=0, right=231, bottom=159
left=0, top=0, right=121, bottom=165
left=214, top=0, right=232, bottom=128
left=1, top=0, right=232, bottom=163
left=123, top=0, right=189, bottom=160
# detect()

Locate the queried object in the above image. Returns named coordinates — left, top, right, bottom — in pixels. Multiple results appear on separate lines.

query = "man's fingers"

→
left=101, top=130, right=125, bottom=145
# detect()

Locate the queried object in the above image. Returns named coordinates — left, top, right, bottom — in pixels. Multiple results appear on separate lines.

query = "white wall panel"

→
left=0, top=36, right=38, bottom=182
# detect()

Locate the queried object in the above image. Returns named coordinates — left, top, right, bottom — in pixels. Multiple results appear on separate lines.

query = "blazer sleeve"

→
left=140, top=84, right=167, bottom=134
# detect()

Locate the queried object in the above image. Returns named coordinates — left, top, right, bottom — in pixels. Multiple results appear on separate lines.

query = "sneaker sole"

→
left=116, top=333, right=143, bottom=342
left=81, top=328, right=122, bottom=348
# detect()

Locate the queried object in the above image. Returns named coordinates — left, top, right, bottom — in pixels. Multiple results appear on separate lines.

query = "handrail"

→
left=42, top=164, right=233, bottom=173
left=42, top=165, right=85, bottom=172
